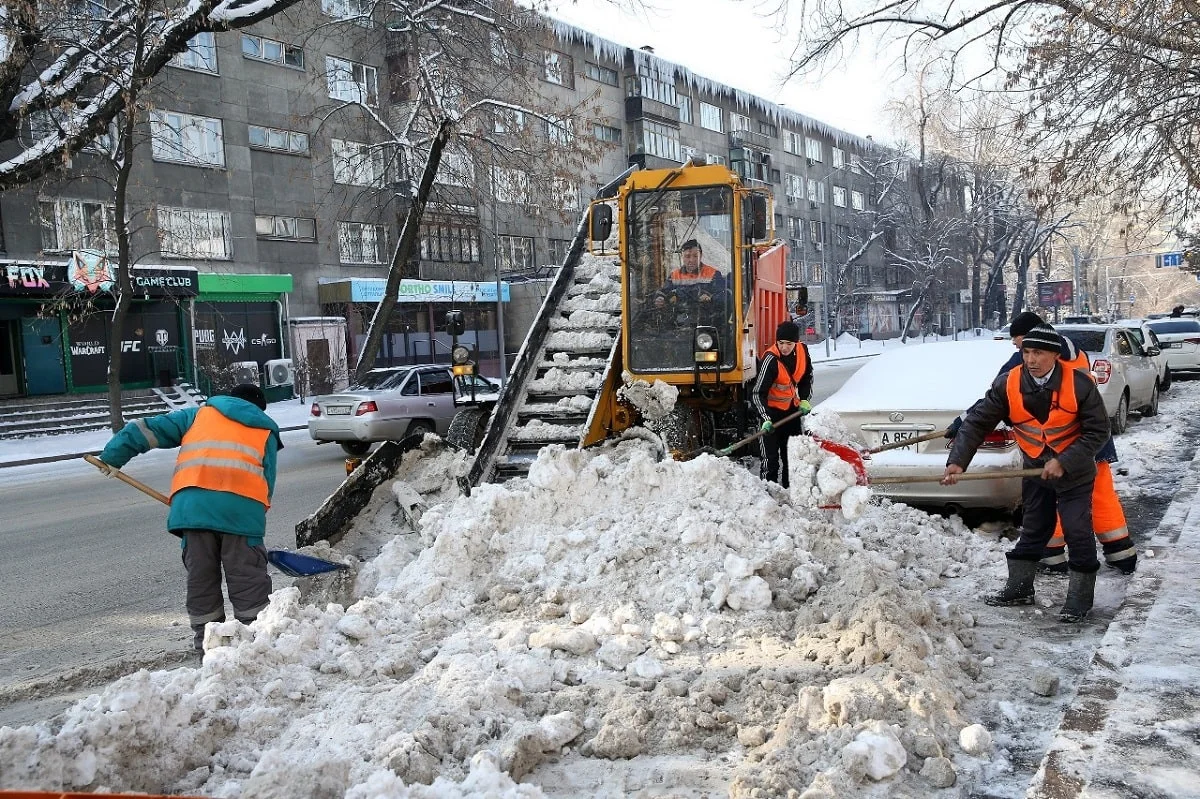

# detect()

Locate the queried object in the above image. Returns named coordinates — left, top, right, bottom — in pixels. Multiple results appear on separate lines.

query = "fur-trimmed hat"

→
left=1020, top=324, right=1062, bottom=354
left=1009, top=311, right=1045, bottom=339
left=776, top=320, right=801, bottom=342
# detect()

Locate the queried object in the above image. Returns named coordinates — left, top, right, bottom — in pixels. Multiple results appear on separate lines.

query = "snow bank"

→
left=0, top=435, right=1007, bottom=797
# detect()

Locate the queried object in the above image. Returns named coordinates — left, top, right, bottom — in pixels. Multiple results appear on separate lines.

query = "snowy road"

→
left=0, top=430, right=349, bottom=727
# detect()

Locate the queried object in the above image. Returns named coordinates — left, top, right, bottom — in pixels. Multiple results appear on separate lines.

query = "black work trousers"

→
left=181, top=530, right=271, bottom=649
left=760, top=414, right=804, bottom=489
left=1008, top=477, right=1100, bottom=573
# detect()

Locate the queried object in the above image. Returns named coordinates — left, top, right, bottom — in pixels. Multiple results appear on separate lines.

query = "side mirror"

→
left=749, top=195, right=768, bottom=240
left=590, top=203, right=613, bottom=242
left=1146, top=346, right=1161, bottom=357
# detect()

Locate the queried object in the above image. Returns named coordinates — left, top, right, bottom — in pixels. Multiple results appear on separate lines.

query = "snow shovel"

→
left=869, top=467, right=1044, bottom=485
left=84, top=454, right=350, bottom=577
left=678, top=408, right=808, bottom=461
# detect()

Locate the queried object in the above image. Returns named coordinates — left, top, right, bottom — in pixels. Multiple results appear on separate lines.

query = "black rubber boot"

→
left=985, top=558, right=1037, bottom=606
left=1059, top=569, right=1097, bottom=622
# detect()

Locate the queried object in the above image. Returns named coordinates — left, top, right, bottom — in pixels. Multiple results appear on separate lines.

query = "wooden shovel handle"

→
left=870, top=467, right=1044, bottom=486
left=84, top=454, right=170, bottom=505
left=865, top=428, right=950, bottom=455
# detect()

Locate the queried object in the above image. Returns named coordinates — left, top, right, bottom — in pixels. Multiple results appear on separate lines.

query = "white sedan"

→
left=818, top=340, right=1024, bottom=512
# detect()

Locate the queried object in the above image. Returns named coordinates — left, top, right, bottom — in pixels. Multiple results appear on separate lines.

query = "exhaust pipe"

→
left=944, top=502, right=965, bottom=518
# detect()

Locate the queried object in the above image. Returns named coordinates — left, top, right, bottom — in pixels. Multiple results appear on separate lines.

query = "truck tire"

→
left=447, top=406, right=490, bottom=453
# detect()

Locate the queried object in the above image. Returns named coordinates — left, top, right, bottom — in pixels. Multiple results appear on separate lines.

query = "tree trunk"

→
left=354, top=118, right=454, bottom=383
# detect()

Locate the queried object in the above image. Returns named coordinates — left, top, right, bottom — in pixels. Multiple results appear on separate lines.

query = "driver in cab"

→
left=666, top=239, right=726, bottom=304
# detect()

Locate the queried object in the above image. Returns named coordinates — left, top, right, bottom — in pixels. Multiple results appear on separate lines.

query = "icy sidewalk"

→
left=1029, top=443, right=1200, bottom=797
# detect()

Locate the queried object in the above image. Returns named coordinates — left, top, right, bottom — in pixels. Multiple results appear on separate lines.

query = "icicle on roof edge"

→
left=543, top=15, right=874, bottom=152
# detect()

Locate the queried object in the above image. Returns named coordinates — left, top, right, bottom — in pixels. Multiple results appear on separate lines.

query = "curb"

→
left=1027, top=440, right=1200, bottom=796
left=0, top=424, right=309, bottom=470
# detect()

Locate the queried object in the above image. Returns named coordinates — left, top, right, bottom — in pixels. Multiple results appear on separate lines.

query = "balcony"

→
left=624, top=95, right=680, bottom=125
left=729, top=128, right=772, bottom=150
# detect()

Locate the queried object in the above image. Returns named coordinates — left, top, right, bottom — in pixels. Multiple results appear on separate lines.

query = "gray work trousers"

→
left=181, top=530, right=271, bottom=650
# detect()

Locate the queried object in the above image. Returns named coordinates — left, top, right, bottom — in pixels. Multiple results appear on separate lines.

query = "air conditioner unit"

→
left=806, top=157, right=815, bottom=166
left=230, top=361, right=260, bottom=386
left=265, top=358, right=295, bottom=387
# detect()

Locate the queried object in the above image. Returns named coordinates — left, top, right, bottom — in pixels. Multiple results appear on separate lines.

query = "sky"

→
left=1, top=253, right=1197, bottom=796
left=544, top=0, right=899, bottom=142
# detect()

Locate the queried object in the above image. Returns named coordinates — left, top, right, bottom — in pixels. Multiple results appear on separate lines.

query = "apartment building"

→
left=0, top=4, right=968, bottom=400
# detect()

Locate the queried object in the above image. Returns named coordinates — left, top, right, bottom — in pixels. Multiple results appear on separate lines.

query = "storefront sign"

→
left=192, top=302, right=282, bottom=369
left=67, top=302, right=182, bottom=387
left=0, top=260, right=198, bottom=298
left=349, top=278, right=510, bottom=304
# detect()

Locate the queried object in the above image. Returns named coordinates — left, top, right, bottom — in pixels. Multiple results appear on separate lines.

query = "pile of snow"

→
left=0, top=430, right=1013, bottom=798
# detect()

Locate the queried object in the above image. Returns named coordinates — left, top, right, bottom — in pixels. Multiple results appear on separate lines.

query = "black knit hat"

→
left=776, top=320, right=800, bottom=342
left=229, top=383, right=268, bottom=410
left=1021, top=324, right=1062, bottom=354
left=1009, top=311, right=1045, bottom=339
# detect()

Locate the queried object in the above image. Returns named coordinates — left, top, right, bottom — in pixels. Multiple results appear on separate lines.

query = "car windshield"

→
left=1147, top=319, right=1200, bottom=334
left=1059, top=330, right=1106, bottom=353
left=350, top=369, right=410, bottom=391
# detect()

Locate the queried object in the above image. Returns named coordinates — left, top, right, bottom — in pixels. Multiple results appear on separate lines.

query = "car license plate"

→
left=325, top=406, right=352, bottom=416
left=877, top=429, right=920, bottom=450
left=1164, top=342, right=1182, bottom=348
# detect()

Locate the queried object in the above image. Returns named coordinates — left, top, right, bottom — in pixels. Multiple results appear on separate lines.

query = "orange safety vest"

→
left=1006, top=365, right=1081, bottom=459
left=669, top=263, right=720, bottom=284
left=170, top=406, right=271, bottom=507
left=764, top=343, right=809, bottom=411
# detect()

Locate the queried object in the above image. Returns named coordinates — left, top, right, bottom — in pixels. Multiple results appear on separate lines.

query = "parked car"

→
left=1115, top=318, right=1171, bottom=391
left=1056, top=324, right=1160, bottom=434
left=1062, top=314, right=1106, bottom=324
left=992, top=324, right=1011, bottom=341
left=308, top=365, right=500, bottom=456
left=1143, top=318, right=1200, bottom=379
left=818, top=339, right=1025, bottom=513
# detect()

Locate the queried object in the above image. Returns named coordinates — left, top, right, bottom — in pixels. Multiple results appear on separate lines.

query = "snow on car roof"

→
left=820, top=339, right=1016, bottom=413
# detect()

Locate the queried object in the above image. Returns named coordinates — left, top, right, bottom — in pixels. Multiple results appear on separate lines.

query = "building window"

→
left=730, top=113, right=751, bottom=132
left=39, top=198, right=116, bottom=254
left=326, top=56, right=378, bottom=105
left=832, top=186, right=846, bottom=207
left=493, top=109, right=526, bottom=134
left=548, top=238, right=571, bottom=265
left=789, top=218, right=804, bottom=239
left=706, top=153, right=726, bottom=166
left=158, top=207, right=232, bottom=259
left=630, top=63, right=676, bottom=105
left=782, top=130, right=801, bottom=154
left=496, top=234, right=534, bottom=273
left=437, top=152, right=475, bottom=187
left=550, top=178, right=580, bottom=210
left=242, top=34, right=303, bottom=69
left=544, top=50, right=575, bottom=88
left=337, top=221, right=385, bottom=264
left=150, top=110, right=225, bottom=167
left=808, top=219, right=824, bottom=244
left=331, top=138, right=384, bottom=187
left=547, top=116, right=574, bottom=146
left=851, top=190, right=865, bottom=211
left=855, top=264, right=870, bottom=286
left=248, top=124, right=309, bottom=155
left=171, top=32, right=217, bottom=73
left=593, top=123, right=621, bottom=143
left=492, top=167, right=531, bottom=204
left=420, top=213, right=480, bottom=262
left=585, top=61, right=619, bottom=86
left=758, top=120, right=778, bottom=138
left=806, top=178, right=819, bottom=203
left=850, top=156, right=862, bottom=175
left=26, top=109, right=112, bottom=154
left=321, top=0, right=372, bottom=22
left=255, top=215, right=317, bottom=242
left=699, top=102, right=723, bottom=132
left=832, top=147, right=845, bottom=169
left=678, top=95, right=693, bottom=125
left=835, top=223, right=849, bottom=247
left=784, top=173, right=803, bottom=202
left=640, top=120, right=682, bottom=162
left=804, top=137, right=822, bottom=162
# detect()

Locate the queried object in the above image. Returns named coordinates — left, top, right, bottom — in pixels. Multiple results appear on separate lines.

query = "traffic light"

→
left=445, top=309, right=465, bottom=336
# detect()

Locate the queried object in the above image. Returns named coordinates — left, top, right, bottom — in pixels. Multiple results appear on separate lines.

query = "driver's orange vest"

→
left=669, top=264, right=719, bottom=283
left=1006, top=366, right=1081, bottom=458
left=170, top=407, right=271, bottom=507
left=764, top=344, right=808, bottom=411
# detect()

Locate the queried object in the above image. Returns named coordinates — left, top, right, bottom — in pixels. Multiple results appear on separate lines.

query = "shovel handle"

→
left=84, top=454, right=170, bottom=505
left=865, top=428, right=950, bottom=455
left=870, top=467, right=1044, bottom=486
left=720, top=407, right=807, bottom=455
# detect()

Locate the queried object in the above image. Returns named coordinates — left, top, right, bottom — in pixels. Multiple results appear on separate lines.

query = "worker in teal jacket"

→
left=97, top=384, right=283, bottom=652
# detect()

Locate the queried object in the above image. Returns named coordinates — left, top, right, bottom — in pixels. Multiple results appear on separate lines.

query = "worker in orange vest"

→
left=752, top=320, right=813, bottom=488
left=943, top=325, right=1111, bottom=622
left=97, top=383, right=282, bottom=653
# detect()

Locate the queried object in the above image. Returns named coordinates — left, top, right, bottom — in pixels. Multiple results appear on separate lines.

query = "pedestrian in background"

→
left=96, top=383, right=282, bottom=652
left=753, top=320, right=813, bottom=488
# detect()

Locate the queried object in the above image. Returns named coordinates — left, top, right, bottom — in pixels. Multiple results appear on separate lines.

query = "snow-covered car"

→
left=1143, top=318, right=1200, bottom=379
left=308, top=365, right=499, bottom=456
left=1057, top=324, right=1160, bottom=433
left=1116, top=318, right=1171, bottom=391
left=817, top=339, right=1024, bottom=513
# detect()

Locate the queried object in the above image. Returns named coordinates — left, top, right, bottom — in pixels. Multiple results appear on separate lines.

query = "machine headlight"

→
left=451, top=345, right=470, bottom=364
left=695, top=330, right=716, bottom=351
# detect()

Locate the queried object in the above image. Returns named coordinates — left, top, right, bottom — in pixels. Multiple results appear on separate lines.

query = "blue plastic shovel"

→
left=85, top=454, right=350, bottom=577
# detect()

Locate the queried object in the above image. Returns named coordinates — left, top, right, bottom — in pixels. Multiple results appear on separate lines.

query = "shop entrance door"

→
left=0, top=320, right=19, bottom=396
left=20, top=317, right=67, bottom=395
